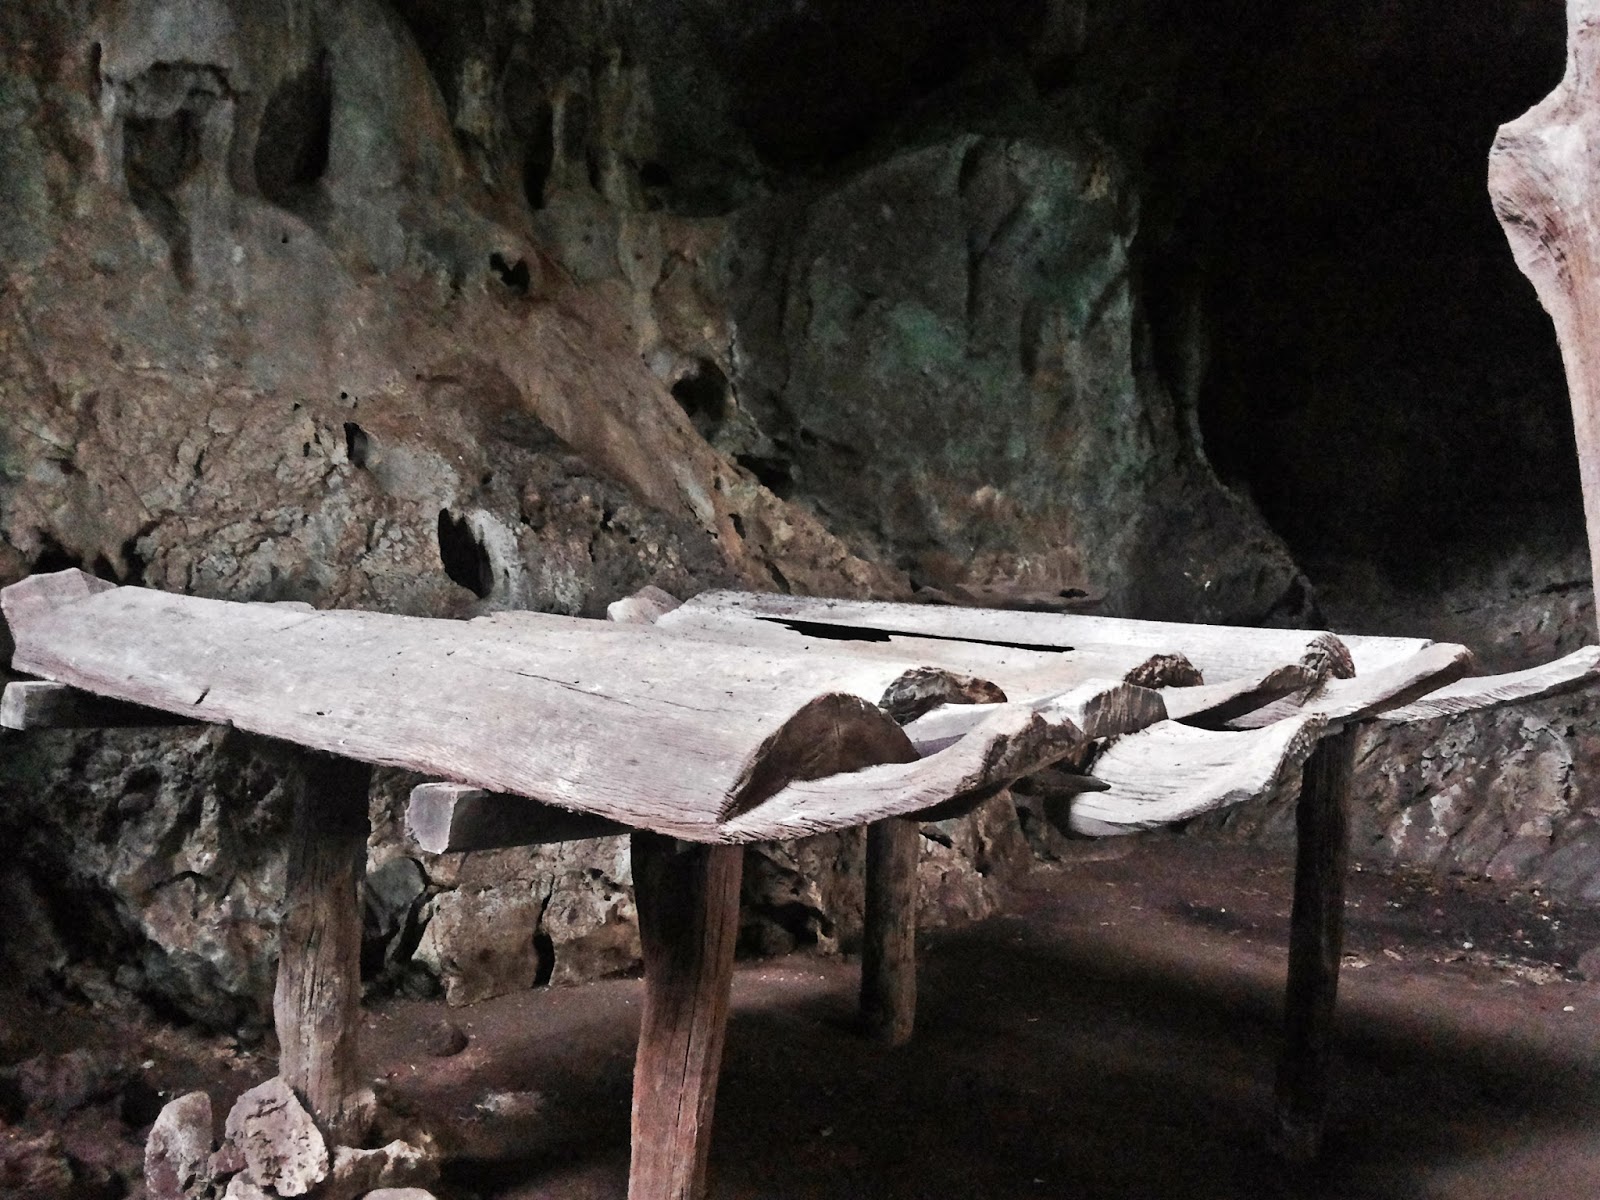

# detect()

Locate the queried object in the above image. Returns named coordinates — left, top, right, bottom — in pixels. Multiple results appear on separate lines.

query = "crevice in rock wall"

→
left=254, top=51, right=331, bottom=213
left=436, top=510, right=494, bottom=600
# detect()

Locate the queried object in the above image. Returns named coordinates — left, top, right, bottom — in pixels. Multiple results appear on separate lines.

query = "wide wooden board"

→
left=3, top=572, right=1093, bottom=843
left=669, top=591, right=1433, bottom=679
left=1071, top=716, right=1327, bottom=836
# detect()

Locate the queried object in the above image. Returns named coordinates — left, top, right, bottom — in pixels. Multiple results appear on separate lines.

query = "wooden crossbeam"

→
left=407, top=782, right=629, bottom=852
left=2, top=680, right=197, bottom=730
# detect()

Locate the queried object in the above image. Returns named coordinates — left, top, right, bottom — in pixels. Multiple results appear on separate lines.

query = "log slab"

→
left=1273, top=726, right=1354, bottom=1162
left=274, top=747, right=372, bottom=1145
left=629, top=833, right=744, bottom=1200
left=860, top=817, right=920, bottom=1046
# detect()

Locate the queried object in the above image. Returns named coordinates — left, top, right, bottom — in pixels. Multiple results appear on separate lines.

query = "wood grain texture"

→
left=899, top=680, right=1166, bottom=756
left=670, top=591, right=1433, bottom=678
left=629, top=833, right=743, bottom=1200
left=3, top=573, right=1085, bottom=843
left=1071, top=716, right=1328, bottom=836
left=1224, top=643, right=1474, bottom=731
left=1378, top=646, right=1600, bottom=723
left=274, top=747, right=371, bottom=1144
left=407, top=783, right=629, bottom=852
left=861, top=818, right=920, bottom=1046
left=1274, top=727, right=1354, bottom=1163
left=1, top=680, right=196, bottom=730
left=1489, top=2, right=1600, bottom=614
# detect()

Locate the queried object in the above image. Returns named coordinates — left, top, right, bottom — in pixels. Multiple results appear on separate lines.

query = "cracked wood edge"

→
left=1377, top=645, right=1600, bottom=723
left=1224, top=643, right=1474, bottom=731
left=407, top=783, right=630, bottom=852
left=1071, top=715, right=1328, bottom=836
left=671, top=590, right=1433, bottom=677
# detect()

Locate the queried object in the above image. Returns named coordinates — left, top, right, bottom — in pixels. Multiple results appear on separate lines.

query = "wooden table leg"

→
left=629, top=833, right=744, bottom=1200
left=274, top=747, right=372, bottom=1145
left=1273, top=724, right=1355, bottom=1162
left=861, top=817, right=919, bottom=1046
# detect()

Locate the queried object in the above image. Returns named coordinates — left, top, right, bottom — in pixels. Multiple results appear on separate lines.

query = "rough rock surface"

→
left=222, top=1078, right=327, bottom=1198
left=146, top=1091, right=215, bottom=1200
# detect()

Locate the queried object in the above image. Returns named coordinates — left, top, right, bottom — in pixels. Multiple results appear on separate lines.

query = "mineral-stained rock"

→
left=145, top=1091, right=215, bottom=1200
left=222, top=1078, right=328, bottom=1198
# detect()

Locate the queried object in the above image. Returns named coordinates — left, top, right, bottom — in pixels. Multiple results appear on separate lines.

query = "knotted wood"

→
left=1490, top=0, right=1600, bottom=618
left=630, top=833, right=743, bottom=1200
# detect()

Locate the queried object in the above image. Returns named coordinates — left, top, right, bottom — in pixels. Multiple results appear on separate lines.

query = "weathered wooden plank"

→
left=406, top=783, right=628, bottom=852
left=719, top=689, right=1103, bottom=841
left=899, top=679, right=1166, bottom=756
left=1378, top=646, right=1600, bottom=723
left=274, top=747, right=371, bottom=1144
left=1, top=680, right=197, bottom=730
left=670, top=591, right=1433, bottom=678
left=1224, top=642, right=1474, bottom=731
left=3, top=572, right=1090, bottom=843
left=629, top=833, right=743, bottom=1200
left=1070, top=715, right=1328, bottom=836
left=1274, top=726, right=1354, bottom=1163
left=860, top=818, right=920, bottom=1046
left=1489, top=2, right=1600, bottom=620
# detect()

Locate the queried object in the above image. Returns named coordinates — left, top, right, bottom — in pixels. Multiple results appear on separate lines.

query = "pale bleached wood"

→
left=3, top=572, right=1084, bottom=843
left=1, top=680, right=196, bottom=730
left=718, top=695, right=1097, bottom=841
left=0, top=568, right=114, bottom=628
left=671, top=591, right=1432, bottom=678
left=407, top=783, right=628, bottom=852
left=861, top=818, right=919, bottom=1046
left=1070, top=715, right=1328, bottom=836
left=1489, top=3, right=1600, bottom=614
left=1378, top=646, right=1600, bottom=723
left=606, top=585, right=683, bottom=625
left=1225, top=643, right=1474, bottom=731
left=275, top=748, right=370, bottom=1144
left=1274, top=726, right=1354, bottom=1164
left=629, top=833, right=743, bottom=1200
left=900, top=680, right=1166, bottom=756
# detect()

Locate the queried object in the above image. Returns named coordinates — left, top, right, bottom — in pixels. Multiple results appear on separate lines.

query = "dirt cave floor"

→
left=18, top=834, right=1600, bottom=1199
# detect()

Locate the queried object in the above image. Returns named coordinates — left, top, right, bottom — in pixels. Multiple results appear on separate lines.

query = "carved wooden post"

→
left=1273, top=725, right=1355, bottom=1162
left=274, top=747, right=372, bottom=1145
left=1490, top=0, right=1600, bottom=620
left=860, top=817, right=919, bottom=1045
left=629, top=833, right=744, bottom=1200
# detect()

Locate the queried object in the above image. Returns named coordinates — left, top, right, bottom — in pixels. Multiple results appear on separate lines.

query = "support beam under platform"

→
left=861, top=817, right=920, bottom=1046
left=630, top=833, right=744, bottom=1200
left=274, top=746, right=372, bottom=1145
left=1273, top=725, right=1355, bottom=1162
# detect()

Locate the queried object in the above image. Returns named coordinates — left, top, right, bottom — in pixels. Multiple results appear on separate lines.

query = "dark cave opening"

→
left=1169, top=3, right=1583, bottom=602
left=437, top=509, right=495, bottom=599
left=254, top=52, right=333, bottom=210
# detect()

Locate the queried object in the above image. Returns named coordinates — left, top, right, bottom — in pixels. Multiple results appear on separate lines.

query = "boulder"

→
left=145, top=1091, right=215, bottom=1200
left=222, top=1078, right=328, bottom=1198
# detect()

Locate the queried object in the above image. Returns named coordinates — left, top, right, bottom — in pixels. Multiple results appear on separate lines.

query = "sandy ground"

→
left=16, top=834, right=1600, bottom=1199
